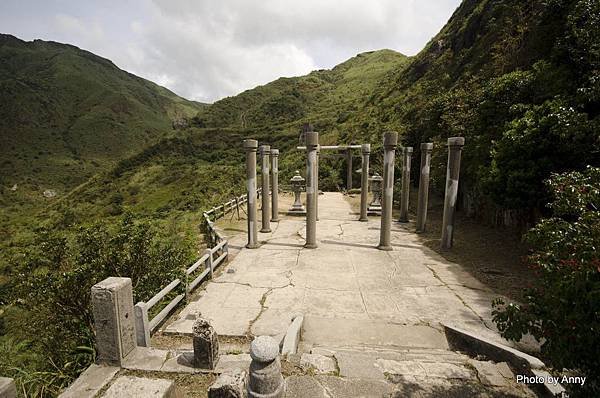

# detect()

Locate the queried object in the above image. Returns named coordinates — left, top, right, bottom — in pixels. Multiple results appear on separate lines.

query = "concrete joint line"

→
left=423, top=264, right=489, bottom=327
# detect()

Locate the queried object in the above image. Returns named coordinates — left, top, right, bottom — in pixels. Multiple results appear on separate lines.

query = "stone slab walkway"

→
left=164, top=192, right=514, bottom=351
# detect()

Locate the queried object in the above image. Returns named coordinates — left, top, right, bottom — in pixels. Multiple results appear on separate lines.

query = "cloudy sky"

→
left=1, top=0, right=461, bottom=103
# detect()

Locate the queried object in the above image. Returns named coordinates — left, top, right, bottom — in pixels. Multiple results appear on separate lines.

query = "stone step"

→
left=101, top=376, right=179, bottom=398
left=302, top=316, right=449, bottom=350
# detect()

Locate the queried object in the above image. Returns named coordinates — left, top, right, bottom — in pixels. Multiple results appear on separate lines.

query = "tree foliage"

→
left=492, top=167, right=600, bottom=396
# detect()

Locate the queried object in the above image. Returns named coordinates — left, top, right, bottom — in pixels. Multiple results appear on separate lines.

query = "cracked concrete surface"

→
left=164, top=192, right=527, bottom=353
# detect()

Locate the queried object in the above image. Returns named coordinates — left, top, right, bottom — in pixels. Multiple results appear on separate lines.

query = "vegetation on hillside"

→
left=493, top=167, right=600, bottom=396
left=0, top=0, right=599, bottom=395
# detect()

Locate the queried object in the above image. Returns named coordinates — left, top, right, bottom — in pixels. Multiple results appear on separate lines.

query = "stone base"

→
left=287, top=208, right=306, bottom=216
left=367, top=206, right=382, bottom=216
left=377, top=245, right=393, bottom=251
left=246, top=243, right=261, bottom=249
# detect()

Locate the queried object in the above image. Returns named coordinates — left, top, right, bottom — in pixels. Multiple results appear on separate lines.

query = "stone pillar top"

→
left=290, top=170, right=304, bottom=182
left=421, top=142, right=434, bottom=151
left=259, top=144, right=271, bottom=155
left=383, top=131, right=398, bottom=148
left=403, top=146, right=413, bottom=153
left=361, top=143, right=371, bottom=154
left=305, top=131, right=319, bottom=147
left=243, top=139, right=258, bottom=150
left=250, top=335, right=279, bottom=363
left=270, top=148, right=279, bottom=156
left=448, top=137, right=465, bottom=147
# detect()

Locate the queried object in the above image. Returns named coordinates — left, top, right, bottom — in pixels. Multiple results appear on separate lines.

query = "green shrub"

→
left=1, top=213, right=192, bottom=396
left=492, top=166, right=600, bottom=396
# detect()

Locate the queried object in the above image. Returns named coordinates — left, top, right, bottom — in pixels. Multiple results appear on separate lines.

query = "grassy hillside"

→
left=194, top=49, right=408, bottom=129
left=0, top=34, right=205, bottom=215
left=347, top=0, right=600, bottom=225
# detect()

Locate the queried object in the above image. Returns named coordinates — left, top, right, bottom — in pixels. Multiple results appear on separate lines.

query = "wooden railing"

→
left=133, top=187, right=261, bottom=347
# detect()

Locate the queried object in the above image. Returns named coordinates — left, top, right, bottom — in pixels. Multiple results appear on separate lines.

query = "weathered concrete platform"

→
left=165, top=192, right=512, bottom=351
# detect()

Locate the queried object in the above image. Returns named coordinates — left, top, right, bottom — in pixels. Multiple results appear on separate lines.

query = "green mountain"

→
left=0, top=34, right=204, bottom=200
left=350, top=0, right=600, bottom=223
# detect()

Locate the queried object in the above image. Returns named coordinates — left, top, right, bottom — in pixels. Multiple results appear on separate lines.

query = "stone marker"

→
left=368, top=173, right=383, bottom=215
left=305, top=131, right=319, bottom=248
left=259, top=145, right=271, bottom=233
left=416, top=143, right=433, bottom=233
left=208, top=368, right=247, bottom=398
left=359, top=144, right=371, bottom=222
left=0, top=377, right=16, bottom=398
left=248, top=336, right=285, bottom=398
left=91, top=277, right=136, bottom=366
left=441, top=137, right=465, bottom=249
left=193, top=317, right=219, bottom=369
left=346, top=149, right=353, bottom=191
left=398, top=146, right=413, bottom=223
left=243, top=139, right=259, bottom=249
left=270, top=149, right=280, bottom=222
left=378, top=132, right=398, bottom=251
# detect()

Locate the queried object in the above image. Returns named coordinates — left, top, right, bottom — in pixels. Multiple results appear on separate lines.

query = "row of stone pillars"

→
left=243, top=133, right=464, bottom=250
left=378, top=133, right=465, bottom=250
left=243, top=139, right=281, bottom=249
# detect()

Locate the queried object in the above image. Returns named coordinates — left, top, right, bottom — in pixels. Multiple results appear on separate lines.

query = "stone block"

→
left=58, top=364, right=119, bottom=397
left=208, top=368, right=247, bottom=398
left=0, top=377, right=16, bottom=398
left=91, top=277, right=136, bottom=366
left=193, top=318, right=219, bottom=369
left=300, top=353, right=336, bottom=374
left=101, top=376, right=179, bottom=398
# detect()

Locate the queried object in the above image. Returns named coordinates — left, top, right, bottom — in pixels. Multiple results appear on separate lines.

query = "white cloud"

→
left=1, top=0, right=461, bottom=102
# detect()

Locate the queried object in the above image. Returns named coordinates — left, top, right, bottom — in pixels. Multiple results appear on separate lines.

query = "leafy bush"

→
left=1, top=214, right=192, bottom=396
left=492, top=166, right=600, bottom=396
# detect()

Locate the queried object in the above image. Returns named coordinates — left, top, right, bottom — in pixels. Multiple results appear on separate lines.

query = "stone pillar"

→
left=248, top=336, right=284, bottom=398
left=346, top=149, right=353, bottom=190
left=398, top=146, right=413, bottom=223
left=270, top=149, right=280, bottom=222
left=416, top=143, right=434, bottom=233
left=259, top=145, right=271, bottom=233
left=315, top=147, right=320, bottom=221
left=193, top=318, right=219, bottom=369
left=441, top=137, right=465, bottom=249
left=91, top=277, right=136, bottom=366
left=0, top=377, right=16, bottom=398
left=359, top=144, right=370, bottom=221
left=378, top=132, right=398, bottom=251
left=244, top=140, right=259, bottom=249
left=305, top=131, right=319, bottom=249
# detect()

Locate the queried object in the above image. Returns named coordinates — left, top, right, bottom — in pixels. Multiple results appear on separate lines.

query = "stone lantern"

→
left=368, top=172, right=383, bottom=215
left=288, top=170, right=306, bottom=215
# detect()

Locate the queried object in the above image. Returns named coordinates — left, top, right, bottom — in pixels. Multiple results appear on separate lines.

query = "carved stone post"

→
left=193, top=318, right=219, bottom=369
left=346, top=149, right=353, bottom=190
left=441, top=137, right=465, bottom=249
left=248, top=336, right=284, bottom=398
left=399, top=146, right=413, bottom=223
left=91, top=277, right=136, bottom=366
left=270, top=149, right=280, bottom=222
left=359, top=144, right=370, bottom=221
left=378, top=132, right=398, bottom=251
left=416, top=143, right=433, bottom=233
left=244, top=139, right=259, bottom=249
left=259, top=145, right=271, bottom=233
left=305, top=132, right=319, bottom=249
